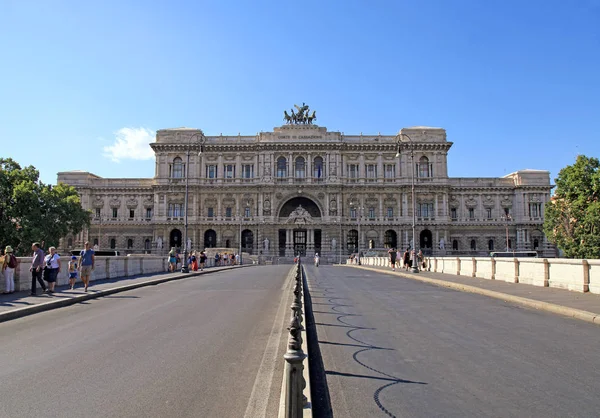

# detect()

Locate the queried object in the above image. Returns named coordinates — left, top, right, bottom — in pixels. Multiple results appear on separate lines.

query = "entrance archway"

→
left=384, top=230, right=397, bottom=249
left=204, top=229, right=216, bottom=248
left=170, top=229, right=182, bottom=249
left=420, top=229, right=432, bottom=250
left=242, top=229, right=254, bottom=254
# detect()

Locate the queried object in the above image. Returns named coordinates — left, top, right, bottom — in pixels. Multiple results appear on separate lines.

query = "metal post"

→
left=181, top=149, right=191, bottom=273
left=410, top=145, right=418, bottom=273
left=239, top=209, right=243, bottom=265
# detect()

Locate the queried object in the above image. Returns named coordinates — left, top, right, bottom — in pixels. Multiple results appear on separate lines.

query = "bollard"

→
left=284, top=316, right=307, bottom=418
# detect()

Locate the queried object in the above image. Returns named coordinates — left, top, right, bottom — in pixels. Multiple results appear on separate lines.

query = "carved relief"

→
left=317, top=192, right=325, bottom=200
left=449, top=195, right=460, bottom=208
left=465, top=195, right=478, bottom=208
left=482, top=195, right=495, bottom=208
left=92, top=196, right=104, bottom=208
left=143, top=196, right=154, bottom=208
left=109, top=196, right=121, bottom=208
left=501, top=195, right=513, bottom=208
left=126, top=197, right=138, bottom=209
left=263, top=199, right=271, bottom=215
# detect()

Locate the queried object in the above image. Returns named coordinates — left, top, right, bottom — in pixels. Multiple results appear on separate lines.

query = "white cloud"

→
left=103, top=127, right=156, bottom=162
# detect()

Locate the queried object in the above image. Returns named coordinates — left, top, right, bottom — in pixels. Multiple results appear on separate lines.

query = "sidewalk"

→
left=0, top=265, right=247, bottom=323
left=344, top=264, right=600, bottom=325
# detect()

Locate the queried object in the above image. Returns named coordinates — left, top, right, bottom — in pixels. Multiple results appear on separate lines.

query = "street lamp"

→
left=182, top=130, right=206, bottom=273
left=239, top=199, right=250, bottom=266
left=501, top=213, right=512, bottom=252
left=396, top=132, right=419, bottom=273
left=350, top=202, right=363, bottom=264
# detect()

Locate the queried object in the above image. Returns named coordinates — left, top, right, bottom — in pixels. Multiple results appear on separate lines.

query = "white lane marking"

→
left=243, top=267, right=294, bottom=418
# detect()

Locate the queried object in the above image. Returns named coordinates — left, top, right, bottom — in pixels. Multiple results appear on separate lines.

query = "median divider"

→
left=279, top=259, right=313, bottom=418
left=0, top=264, right=253, bottom=324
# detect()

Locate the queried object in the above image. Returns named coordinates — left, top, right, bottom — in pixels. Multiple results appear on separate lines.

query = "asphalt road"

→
left=305, top=265, right=600, bottom=418
left=0, top=265, right=294, bottom=418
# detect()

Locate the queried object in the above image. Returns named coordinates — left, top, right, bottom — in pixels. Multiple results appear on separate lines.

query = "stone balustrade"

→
left=353, top=256, right=600, bottom=294
left=2, top=256, right=216, bottom=293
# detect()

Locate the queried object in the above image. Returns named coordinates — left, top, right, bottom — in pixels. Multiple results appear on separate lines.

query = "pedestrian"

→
left=2, top=245, right=17, bottom=294
left=403, top=249, right=410, bottom=270
left=190, top=251, right=198, bottom=271
left=410, top=249, right=416, bottom=271
left=396, top=249, right=402, bottom=269
left=388, top=248, right=396, bottom=271
left=418, top=249, right=424, bottom=271
left=68, top=255, right=78, bottom=290
left=168, top=247, right=177, bottom=272
left=78, top=241, right=95, bottom=292
left=314, top=252, right=320, bottom=267
left=199, top=251, right=207, bottom=271
left=235, top=253, right=240, bottom=265
left=214, top=253, right=220, bottom=266
left=30, top=242, right=47, bottom=295
left=43, top=246, right=61, bottom=294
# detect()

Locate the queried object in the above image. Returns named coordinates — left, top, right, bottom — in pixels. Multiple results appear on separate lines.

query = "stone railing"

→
left=2, top=255, right=215, bottom=293
left=354, top=256, right=600, bottom=294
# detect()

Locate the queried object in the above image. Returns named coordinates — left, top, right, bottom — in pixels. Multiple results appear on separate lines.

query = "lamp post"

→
left=396, top=132, right=419, bottom=273
left=350, top=202, right=363, bottom=264
left=239, top=199, right=250, bottom=265
left=181, top=130, right=206, bottom=273
left=501, top=213, right=512, bottom=252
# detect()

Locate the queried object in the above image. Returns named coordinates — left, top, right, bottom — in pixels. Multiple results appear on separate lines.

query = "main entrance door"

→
left=293, top=229, right=307, bottom=256
left=170, top=229, right=182, bottom=249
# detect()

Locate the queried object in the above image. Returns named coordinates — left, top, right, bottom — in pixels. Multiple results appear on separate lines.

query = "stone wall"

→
left=357, top=256, right=600, bottom=294
left=0, top=255, right=215, bottom=292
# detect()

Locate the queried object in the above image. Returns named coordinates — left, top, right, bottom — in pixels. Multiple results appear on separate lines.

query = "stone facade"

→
left=58, top=123, right=554, bottom=261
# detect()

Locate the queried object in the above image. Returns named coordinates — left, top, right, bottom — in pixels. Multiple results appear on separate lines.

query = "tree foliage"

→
left=543, top=155, right=600, bottom=258
left=0, top=158, right=90, bottom=254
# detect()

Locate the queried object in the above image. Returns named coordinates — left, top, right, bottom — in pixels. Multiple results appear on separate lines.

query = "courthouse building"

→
left=58, top=106, right=554, bottom=260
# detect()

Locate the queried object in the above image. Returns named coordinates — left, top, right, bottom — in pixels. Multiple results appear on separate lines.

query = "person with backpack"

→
left=199, top=251, right=207, bottom=271
left=2, top=245, right=17, bottom=294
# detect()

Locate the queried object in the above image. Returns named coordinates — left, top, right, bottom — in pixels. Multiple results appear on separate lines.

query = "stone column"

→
left=377, top=153, right=383, bottom=183
left=217, top=153, right=223, bottom=183
left=235, top=153, right=241, bottom=183
left=307, top=153, right=312, bottom=182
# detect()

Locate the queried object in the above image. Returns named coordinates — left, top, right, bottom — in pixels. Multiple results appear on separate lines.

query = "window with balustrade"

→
left=225, top=207, right=232, bottom=218
left=366, top=164, right=377, bottom=181
left=418, top=203, right=434, bottom=218
left=146, top=208, right=152, bottom=218
left=206, top=165, right=217, bottom=179
left=451, top=208, right=457, bottom=220
left=242, top=164, right=254, bottom=179
left=368, top=207, right=375, bottom=219
left=207, top=207, right=214, bottom=218
left=245, top=207, right=251, bottom=217
left=295, top=157, right=305, bottom=178
left=225, top=164, right=235, bottom=180
left=313, top=156, right=324, bottom=180
left=347, top=164, right=359, bottom=181
left=168, top=204, right=184, bottom=217
left=277, top=157, right=287, bottom=178
left=417, top=156, right=432, bottom=178
left=529, top=203, right=541, bottom=218
left=172, top=157, right=184, bottom=178
left=350, top=208, right=357, bottom=218
left=384, top=164, right=395, bottom=180
left=387, top=207, right=393, bottom=218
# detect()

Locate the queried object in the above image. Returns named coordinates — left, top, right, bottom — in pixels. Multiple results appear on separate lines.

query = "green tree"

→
left=543, top=155, right=600, bottom=258
left=0, top=158, right=91, bottom=254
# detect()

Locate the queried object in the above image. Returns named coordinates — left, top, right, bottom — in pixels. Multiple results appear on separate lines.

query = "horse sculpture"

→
left=284, top=110, right=293, bottom=124
left=283, top=104, right=316, bottom=125
left=307, top=110, right=317, bottom=125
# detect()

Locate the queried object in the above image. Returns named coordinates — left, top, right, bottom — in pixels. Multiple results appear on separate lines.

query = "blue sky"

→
left=1, top=0, right=599, bottom=186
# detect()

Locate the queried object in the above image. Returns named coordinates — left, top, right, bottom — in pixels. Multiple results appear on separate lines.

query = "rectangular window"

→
left=245, top=207, right=251, bottom=217
left=366, top=164, right=377, bottom=179
left=504, top=207, right=510, bottom=216
left=129, top=209, right=135, bottom=219
left=418, top=203, right=434, bottom=218
left=451, top=208, right=457, bottom=219
left=208, top=207, right=214, bottom=218
left=112, top=208, right=118, bottom=218
left=529, top=203, right=540, bottom=217
left=226, top=207, right=232, bottom=218
left=387, top=207, right=393, bottom=218
left=469, top=208, right=475, bottom=219
left=242, top=164, right=254, bottom=179
left=486, top=208, right=492, bottom=219
left=350, top=208, right=357, bottom=218
left=168, top=204, right=184, bottom=217
left=146, top=208, right=152, bottom=218
left=347, top=164, right=359, bottom=179
left=95, top=208, right=101, bottom=218
left=384, top=164, right=396, bottom=179
left=206, top=165, right=217, bottom=179
left=368, top=207, right=375, bottom=218
left=225, top=164, right=235, bottom=179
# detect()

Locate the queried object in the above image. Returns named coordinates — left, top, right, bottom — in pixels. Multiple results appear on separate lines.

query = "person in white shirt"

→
left=43, top=246, right=61, bottom=294
left=314, top=252, right=320, bottom=267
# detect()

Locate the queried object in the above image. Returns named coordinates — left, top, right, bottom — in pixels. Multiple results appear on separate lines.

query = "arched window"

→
left=384, top=230, right=397, bottom=249
left=295, top=157, right=305, bottom=178
left=488, top=239, right=494, bottom=251
left=419, top=156, right=430, bottom=178
left=172, top=157, right=184, bottom=178
left=470, top=239, right=476, bottom=251
left=452, top=240, right=458, bottom=250
left=277, top=156, right=287, bottom=178
left=144, top=239, right=151, bottom=250
left=93, top=238, right=99, bottom=246
left=110, top=238, right=116, bottom=249
left=127, top=239, right=133, bottom=249
left=313, top=156, right=324, bottom=180
left=67, top=238, right=73, bottom=247
left=533, top=238, right=539, bottom=249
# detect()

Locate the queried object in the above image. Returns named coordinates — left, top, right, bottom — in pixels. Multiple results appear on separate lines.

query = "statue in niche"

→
left=263, top=237, right=270, bottom=250
left=156, top=237, right=163, bottom=249
left=331, top=238, right=337, bottom=250
left=187, top=238, right=192, bottom=250
left=439, top=237, right=445, bottom=250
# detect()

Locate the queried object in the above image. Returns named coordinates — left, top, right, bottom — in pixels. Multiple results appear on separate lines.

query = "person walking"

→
left=43, top=246, right=61, bottom=294
left=314, top=252, right=320, bottom=267
left=388, top=248, right=397, bottom=271
left=190, top=251, right=198, bottom=271
left=199, top=251, right=207, bottom=271
left=78, top=241, right=95, bottom=292
left=68, top=255, right=78, bottom=290
left=2, top=245, right=17, bottom=294
left=396, top=249, right=402, bottom=269
left=403, top=249, right=410, bottom=271
left=30, top=242, right=46, bottom=295
left=168, top=247, right=177, bottom=272
left=417, top=249, right=424, bottom=271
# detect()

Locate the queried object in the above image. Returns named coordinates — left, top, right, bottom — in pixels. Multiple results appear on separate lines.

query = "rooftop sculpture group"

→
left=284, top=103, right=317, bottom=125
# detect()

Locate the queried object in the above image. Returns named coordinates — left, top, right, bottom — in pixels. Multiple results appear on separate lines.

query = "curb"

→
left=0, top=265, right=252, bottom=324
left=347, top=265, right=600, bottom=326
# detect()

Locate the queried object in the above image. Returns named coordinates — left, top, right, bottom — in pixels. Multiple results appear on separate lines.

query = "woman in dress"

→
left=43, top=246, right=61, bottom=294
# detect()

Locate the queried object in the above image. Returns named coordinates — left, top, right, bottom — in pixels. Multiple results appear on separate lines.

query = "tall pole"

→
left=397, top=133, right=419, bottom=273
left=357, top=207, right=361, bottom=265
left=181, top=149, right=191, bottom=273
left=239, top=207, right=243, bottom=265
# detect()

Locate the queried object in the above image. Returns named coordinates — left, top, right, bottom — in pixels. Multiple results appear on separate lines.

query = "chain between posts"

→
left=284, top=257, right=307, bottom=418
